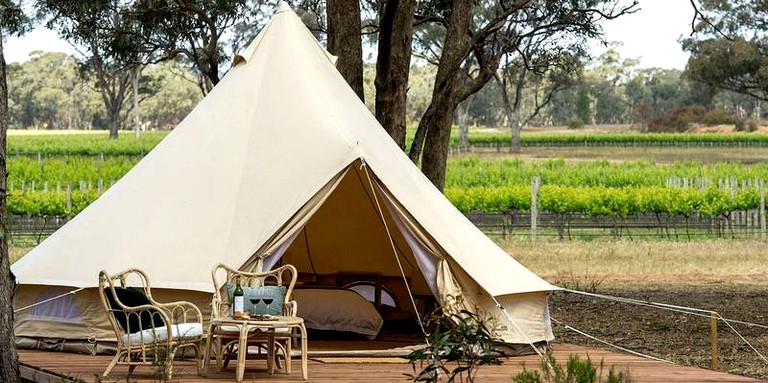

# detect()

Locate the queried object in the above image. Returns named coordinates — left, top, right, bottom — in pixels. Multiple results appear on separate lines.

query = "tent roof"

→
left=11, top=2, right=557, bottom=297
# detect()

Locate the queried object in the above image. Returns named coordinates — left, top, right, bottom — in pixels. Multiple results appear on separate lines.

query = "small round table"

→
left=202, top=315, right=308, bottom=381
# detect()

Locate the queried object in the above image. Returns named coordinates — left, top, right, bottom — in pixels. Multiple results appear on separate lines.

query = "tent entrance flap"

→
left=246, top=160, right=436, bottom=298
left=240, top=165, right=350, bottom=272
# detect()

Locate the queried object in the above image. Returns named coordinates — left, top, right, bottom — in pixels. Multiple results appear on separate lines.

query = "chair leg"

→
left=284, top=339, right=292, bottom=375
left=195, top=344, right=203, bottom=376
left=102, top=352, right=121, bottom=378
left=165, top=346, right=177, bottom=380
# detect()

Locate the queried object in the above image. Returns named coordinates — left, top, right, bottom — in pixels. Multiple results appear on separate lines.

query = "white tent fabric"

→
left=12, top=2, right=559, bottom=347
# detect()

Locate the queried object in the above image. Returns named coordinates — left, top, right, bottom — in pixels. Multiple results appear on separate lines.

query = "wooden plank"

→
left=17, top=343, right=761, bottom=383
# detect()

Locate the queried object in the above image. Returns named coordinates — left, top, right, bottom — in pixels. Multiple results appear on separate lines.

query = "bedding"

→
left=293, top=288, right=384, bottom=339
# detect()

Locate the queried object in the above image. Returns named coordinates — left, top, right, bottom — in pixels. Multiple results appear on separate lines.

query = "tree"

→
left=6, top=52, right=94, bottom=129
left=0, top=1, right=28, bottom=380
left=327, top=0, right=365, bottom=101
left=408, top=0, right=637, bottom=191
left=139, top=61, right=202, bottom=129
left=41, top=0, right=138, bottom=138
left=373, top=0, right=414, bottom=149
left=684, top=37, right=768, bottom=101
left=496, top=46, right=584, bottom=152
left=126, top=0, right=259, bottom=94
left=683, top=0, right=768, bottom=101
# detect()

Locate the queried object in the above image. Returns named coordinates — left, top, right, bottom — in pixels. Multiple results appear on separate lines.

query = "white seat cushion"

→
left=217, top=324, right=292, bottom=334
left=122, top=322, right=203, bottom=344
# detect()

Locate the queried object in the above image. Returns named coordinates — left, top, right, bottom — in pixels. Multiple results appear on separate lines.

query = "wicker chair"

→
left=208, top=263, right=298, bottom=374
left=98, top=268, right=204, bottom=379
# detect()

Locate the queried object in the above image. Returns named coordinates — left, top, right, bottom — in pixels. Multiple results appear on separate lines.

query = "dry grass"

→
left=469, top=146, right=768, bottom=164
left=10, top=246, right=33, bottom=264
left=501, top=238, right=768, bottom=288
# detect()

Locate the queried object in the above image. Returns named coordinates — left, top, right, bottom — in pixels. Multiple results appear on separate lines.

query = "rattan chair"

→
left=98, top=268, right=204, bottom=379
left=208, top=263, right=298, bottom=374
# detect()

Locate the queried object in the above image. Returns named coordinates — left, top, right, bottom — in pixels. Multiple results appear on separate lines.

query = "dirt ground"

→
left=549, top=284, right=768, bottom=380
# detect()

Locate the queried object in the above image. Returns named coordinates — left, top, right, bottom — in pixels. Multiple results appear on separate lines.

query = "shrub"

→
left=567, top=117, right=585, bottom=130
left=701, top=108, right=737, bottom=126
left=406, top=297, right=504, bottom=383
left=736, top=119, right=759, bottom=132
left=513, top=353, right=630, bottom=383
left=647, top=105, right=706, bottom=132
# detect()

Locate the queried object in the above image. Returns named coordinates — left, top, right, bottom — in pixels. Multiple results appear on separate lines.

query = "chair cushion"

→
left=104, top=287, right=165, bottom=333
left=217, top=325, right=292, bottom=334
left=226, top=284, right=286, bottom=316
left=122, top=322, right=203, bottom=344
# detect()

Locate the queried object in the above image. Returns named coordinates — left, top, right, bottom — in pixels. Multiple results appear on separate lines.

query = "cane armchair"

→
left=98, top=268, right=204, bottom=379
left=208, top=263, right=298, bottom=374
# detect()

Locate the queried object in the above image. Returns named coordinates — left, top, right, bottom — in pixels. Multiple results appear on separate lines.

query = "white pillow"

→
left=293, top=288, right=383, bottom=339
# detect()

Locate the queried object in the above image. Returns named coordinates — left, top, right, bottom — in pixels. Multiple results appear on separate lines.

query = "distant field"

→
left=504, top=238, right=768, bottom=288
left=8, top=130, right=108, bottom=136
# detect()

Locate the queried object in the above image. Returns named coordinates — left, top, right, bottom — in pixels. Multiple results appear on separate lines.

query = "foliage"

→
left=566, top=117, right=584, bottom=130
left=6, top=53, right=201, bottom=132
left=701, top=108, right=736, bottom=126
left=125, top=0, right=266, bottom=93
left=647, top=105, right=706, bottom=132
left=406, top=299, right=504, bottom=383
left=733, top=119, right=758, bottom=132
left=683, top=36, right=768, bottom=101
left=6, top=52, right=101, bottom=130
left=6, top=136, right=768, bottom=218
left=513, top=353, right=629, bottom=383
left=7, top=131, right=166, bottom=156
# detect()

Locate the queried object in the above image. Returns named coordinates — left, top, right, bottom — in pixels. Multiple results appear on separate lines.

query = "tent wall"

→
left=14, top=285, right=212, bottom=354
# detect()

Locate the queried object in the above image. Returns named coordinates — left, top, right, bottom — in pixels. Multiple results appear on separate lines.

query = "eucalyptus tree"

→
left=408, top=0, right=637, bottom=190
left=372, top=0, right=415, bottom=149
left=124, top=0, right=262, bottom=94
left=588, top=45, right=638, bottom=124
left=0, top=0, right=28, bottom=380
left=683, top=0, right=768, bottom=102
left=327, top=0, right=364, bottom=101
left=41, top=0, right=142, bottom=138
left=684, top=36, right=768, bottom=101
left=7, top=52, right=102, bottom=130
left=496, top=44, right=584, bottom=152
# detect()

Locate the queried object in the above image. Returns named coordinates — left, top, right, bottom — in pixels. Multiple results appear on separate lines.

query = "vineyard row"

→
left=7, top=177, right=765, bottom=218
left=8, top=131, right=768, bottom=157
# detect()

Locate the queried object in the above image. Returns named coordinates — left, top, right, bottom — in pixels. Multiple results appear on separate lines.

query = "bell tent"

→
left=12, top=2, right=558, bottom=353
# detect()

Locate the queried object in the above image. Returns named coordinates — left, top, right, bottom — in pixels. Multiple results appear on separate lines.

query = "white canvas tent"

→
left=12, top=2, right=558, bottom=353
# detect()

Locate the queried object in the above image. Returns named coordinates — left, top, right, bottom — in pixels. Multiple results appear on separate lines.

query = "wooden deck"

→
left=18, top=343, right=761, bottom=383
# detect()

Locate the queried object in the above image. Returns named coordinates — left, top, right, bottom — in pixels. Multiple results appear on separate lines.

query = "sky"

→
left=4, top=1, right=695, bottom=70
left=590, top=0, right=695, bottom=70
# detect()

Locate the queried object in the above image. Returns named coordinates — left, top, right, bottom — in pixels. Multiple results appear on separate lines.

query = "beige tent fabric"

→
left=12, top=2, right=558, bottom=347
left=241, top=166, right=349, bottom=272
left=14, top=285, right=212, bottom=349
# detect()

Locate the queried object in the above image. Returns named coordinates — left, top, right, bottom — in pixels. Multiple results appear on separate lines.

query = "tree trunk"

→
left=456, top=64, right=471, bottom=150
left=132, top=65, right=141, bottom=139
left=420, top=92, right=460, bottom=191
left=509, top=113, right=522, bottom=153
left=108, top=104, right=120, bottom=139
left=496, top=68, right=526, bottom=154
left=456, top=100, right=470, bottom=149
left=408, top=0, right=473, bottom=190
left=0, top=36, right=21, bottom=383
left=374, top=0, right=414, bottom=149
left=327, top=0, right=365, bottom=102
